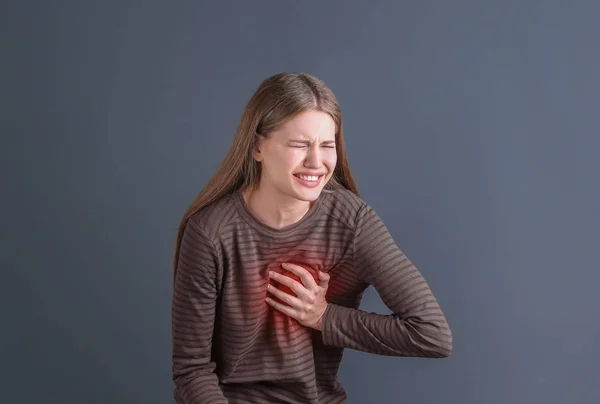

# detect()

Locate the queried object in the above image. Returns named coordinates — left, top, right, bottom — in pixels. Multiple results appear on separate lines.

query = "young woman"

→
left=171, top=72, right=452, bottom=404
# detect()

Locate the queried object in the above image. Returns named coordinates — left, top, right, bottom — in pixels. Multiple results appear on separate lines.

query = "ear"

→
left=253, top=133, right=264, bottom=162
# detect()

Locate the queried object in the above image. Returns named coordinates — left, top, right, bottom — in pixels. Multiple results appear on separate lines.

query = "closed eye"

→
left=289, top=141, right=335, bottom=148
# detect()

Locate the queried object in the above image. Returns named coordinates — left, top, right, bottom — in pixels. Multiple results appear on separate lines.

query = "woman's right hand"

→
left=266, top=262, right=330, bottom=331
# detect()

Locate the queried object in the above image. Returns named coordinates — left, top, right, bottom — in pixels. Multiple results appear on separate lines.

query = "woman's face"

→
left=253, top=110, right=337, bottom=203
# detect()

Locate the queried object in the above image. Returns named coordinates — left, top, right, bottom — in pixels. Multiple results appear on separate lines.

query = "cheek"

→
left=282, top=150, right=305, bottom=170
left=325, top=152, right=337, bottom=170
left=266, top=151, right=301, bottom=176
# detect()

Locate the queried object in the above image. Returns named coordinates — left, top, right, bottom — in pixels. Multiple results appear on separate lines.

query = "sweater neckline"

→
left=234, top=189, right=325, bottom=238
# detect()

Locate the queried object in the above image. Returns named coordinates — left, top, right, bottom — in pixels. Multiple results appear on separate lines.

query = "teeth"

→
left=298, top=175, right=319, bottom=181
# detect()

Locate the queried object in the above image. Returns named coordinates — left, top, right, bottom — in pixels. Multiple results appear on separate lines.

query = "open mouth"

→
left=293, top=174, right=325, bottom=188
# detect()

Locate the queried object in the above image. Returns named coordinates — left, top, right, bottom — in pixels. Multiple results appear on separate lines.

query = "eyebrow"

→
left=289, top=139, right=336, bottom=144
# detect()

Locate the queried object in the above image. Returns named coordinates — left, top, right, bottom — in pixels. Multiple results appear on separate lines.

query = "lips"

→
left=294, top=174, right=323, bottom=181
left=293, top=173, right=325, bottom=188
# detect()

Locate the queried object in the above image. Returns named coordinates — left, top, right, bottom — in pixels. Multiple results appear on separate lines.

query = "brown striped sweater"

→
left=172, top=188, right=452, bottom=403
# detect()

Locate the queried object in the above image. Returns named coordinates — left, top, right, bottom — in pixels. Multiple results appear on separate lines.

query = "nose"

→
left=303, top=145, right=323, bottom=169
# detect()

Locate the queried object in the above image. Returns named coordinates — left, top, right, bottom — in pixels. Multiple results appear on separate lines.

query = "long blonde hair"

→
left=173, top=72, right=359, bottom=279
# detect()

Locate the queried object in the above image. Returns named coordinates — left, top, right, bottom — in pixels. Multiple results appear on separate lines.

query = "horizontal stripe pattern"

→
left=172, top=188, right=452, bottom=403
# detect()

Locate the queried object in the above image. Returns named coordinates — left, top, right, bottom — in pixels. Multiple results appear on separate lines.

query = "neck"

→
left=242, top=183, right=312, bottom=229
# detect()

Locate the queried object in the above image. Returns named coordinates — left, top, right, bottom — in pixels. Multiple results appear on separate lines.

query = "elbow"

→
left=409, top=318, right=453, bottom=358
left=418, top=333, right=452, bottom=358
left=431, top=336, right=452, bottom=358
left=430, top=323, right=453, bottom=358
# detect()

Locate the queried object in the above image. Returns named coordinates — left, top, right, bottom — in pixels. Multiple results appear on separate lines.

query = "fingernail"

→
left=269, top=271, right=274, bottom=277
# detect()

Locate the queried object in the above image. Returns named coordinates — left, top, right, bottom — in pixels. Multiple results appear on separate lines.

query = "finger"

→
left=265, top=297, right=298, bottom=319
left=267, top=284, right=301, bottom=307
left=318, top=270, right=330, bottom=287
left=282, top=263, right=318, bottom=289
left=269, top=270, right=311, bottom=299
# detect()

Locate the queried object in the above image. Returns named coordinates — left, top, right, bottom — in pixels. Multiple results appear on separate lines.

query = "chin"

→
left=295, top=186, right=327, bottom=202
left=300, top=191, right=322, bottom=202
left=287, top=173, right=331, bottom=201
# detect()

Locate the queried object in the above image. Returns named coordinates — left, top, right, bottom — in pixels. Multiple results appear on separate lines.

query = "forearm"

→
left=321, top=302, right=452, bottom=358
left=172, top=314, right=230, bottom=404
left=172, top=298, right=229, bottom=403
left=173, top=365, right=228, bottom=404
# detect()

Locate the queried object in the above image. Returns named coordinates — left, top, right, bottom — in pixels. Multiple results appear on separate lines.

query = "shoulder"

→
left=186, top=192, right=239, bottom=240
left=319, top=187, right=371, bottom=231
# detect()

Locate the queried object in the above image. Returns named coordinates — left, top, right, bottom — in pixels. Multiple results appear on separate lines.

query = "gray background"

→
left=2, top=1, right=599, bottom=403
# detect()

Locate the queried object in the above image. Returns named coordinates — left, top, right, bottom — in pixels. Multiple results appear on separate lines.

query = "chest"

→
left=221, top=229, right=358, bottom=300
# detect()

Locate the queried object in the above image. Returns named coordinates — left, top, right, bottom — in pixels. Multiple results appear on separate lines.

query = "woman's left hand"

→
left=266, top=262, right=330, bottom=331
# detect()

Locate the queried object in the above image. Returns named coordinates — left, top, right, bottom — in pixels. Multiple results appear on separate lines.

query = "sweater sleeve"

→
left=172, top=219, right=228, bottom=403
left=321, top=204, right=453, bottom=358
